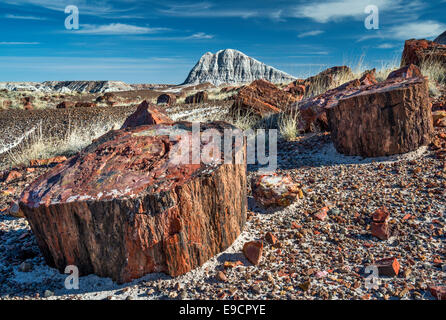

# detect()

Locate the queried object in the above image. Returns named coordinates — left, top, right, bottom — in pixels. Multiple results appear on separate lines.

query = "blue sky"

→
left=0, top=0, right=445, bottom=84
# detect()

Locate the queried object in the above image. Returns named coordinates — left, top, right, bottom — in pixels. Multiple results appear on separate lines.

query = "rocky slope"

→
left=183, top=49, right=296, bottom=86
left=434, top=31, right=446, bottom=44
left=0, top=81, right=134, bottom=94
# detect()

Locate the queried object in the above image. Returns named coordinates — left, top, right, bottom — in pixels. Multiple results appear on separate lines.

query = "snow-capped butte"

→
left=183, top=49, right=296, bottom=86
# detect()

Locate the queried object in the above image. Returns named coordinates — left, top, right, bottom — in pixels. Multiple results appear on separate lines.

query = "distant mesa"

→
left=183, top=49, right=296, bottom=86
left=434, top=31, right=446, bottom=44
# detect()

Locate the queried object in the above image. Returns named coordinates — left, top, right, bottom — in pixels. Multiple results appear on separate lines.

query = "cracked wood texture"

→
left=327, top=77, right=433, bottom=157
left=19, top=121, right=247, bottom=283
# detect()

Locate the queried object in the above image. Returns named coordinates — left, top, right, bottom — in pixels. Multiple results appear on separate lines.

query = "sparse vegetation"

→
left=420, top=58, right=446, bottom=97
left=278, top=110, right=301, bottom=141
left=5, top=117, right=123, bottom=168
left=375, top=58, right=399, bottom=82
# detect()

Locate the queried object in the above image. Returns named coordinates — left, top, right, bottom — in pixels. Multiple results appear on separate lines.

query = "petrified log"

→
left=20, top=121, right=247, bottom=283
left=289, top=69, right=377, bottom=132
left=157, top=93, right=177, bottom=106
left=230, top=79, right=299, bottom=118
left=185, top=91, right=208, bottom=104
left=401, top=39, right=446, bottom=67
left=327, top=77, right=433, bottom=157
left=121, top=100, right=173, bottom=129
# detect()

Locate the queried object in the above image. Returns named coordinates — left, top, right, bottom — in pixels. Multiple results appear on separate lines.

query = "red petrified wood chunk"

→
left=371, top=207, right=390, bottom=240
left=231, top=79, right=300, bottom=118
left=375, top=257, right=400, bottom=277
left=314, top=207, right=329, bottom=221
left=289, top=69, right=377, bottom=132
left=401, top=39, right=446, bottom=67
left=243, top=241, right=263, bottom=265
left=121, top=100, right=173, bottom=129
left=429, top=286, right=446, bottom=300
left=251, top=173, right=302, bottom=208
left=264, top=232, right=278, bottom=245
left=4, top=170, right=22, bottom=183
left=19, top=121, right=247, bottom=283
left=387, top=64, right=423, bottom=80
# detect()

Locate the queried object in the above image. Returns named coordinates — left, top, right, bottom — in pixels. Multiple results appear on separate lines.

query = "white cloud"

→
left=3, top=0, right=135, bottom=17
left=130, top=32, right=215, bottom=41
left=4, top=14, right=47, bottom=20
left=291, top=0, right=424, bottom=23
left=377, top=43, right=395, bottom=49
left=389, top=21, right=446, bottom=40
left=75, top=23, right=169, bottom=35
left=0, top=42, right=40, bottom=45
left=298, top=30, right=325, bottom=38
left=159, top=2, right=259, bottom=18
left=187, top=32, right=214, bottom=39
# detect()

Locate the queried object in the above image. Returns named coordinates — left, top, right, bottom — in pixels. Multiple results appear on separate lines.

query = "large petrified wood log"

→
left=327, top=77, right=433, bottom=157
left=19, top=121, right=247, bottom=283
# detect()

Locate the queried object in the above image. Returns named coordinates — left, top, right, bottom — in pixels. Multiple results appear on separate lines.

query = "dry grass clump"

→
left=420, top=59, right=446, bottom=97
left=278, top=110, right=301, bottom=141
left=5, top=118, right=123, bottom=168
left=229, top=108, right=258, bottom=131
left=375, top=58, right=399, bottom=82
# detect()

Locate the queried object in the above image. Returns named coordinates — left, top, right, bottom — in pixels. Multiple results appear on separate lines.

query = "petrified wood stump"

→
left=327, top=77, right=433, bottom=157
left=20, top=121, right=247, bottom=283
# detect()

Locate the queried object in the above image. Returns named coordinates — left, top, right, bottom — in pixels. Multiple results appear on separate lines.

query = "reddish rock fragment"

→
left=314, top=207, right=329, bottom=221
left=4, top=170, right=22, bottom=183
left=429, top=286, right=446, bottom=300
left=56, top=101, right=75, bottom=109
left=251, top=173, right=301, bottom=208
left=19, top=121, right=247, bottom=283
left=121, top=100, right=173, bottom=129
left=231, top=79, right=299, bottom=118
left=387, top=64, right=422, bottom=80
left=371, top=207, right=390, bottom=240
left=224, top=261, right=243, bottom=269
left=243, top=241, right=263, bottom=265
left=375, top=257, right=400, bottom=277
left=264, top=232, right=278, bottom=245
left=433, top=111, right=446, bottom=127
left=29, top=156, right=67, bottom=167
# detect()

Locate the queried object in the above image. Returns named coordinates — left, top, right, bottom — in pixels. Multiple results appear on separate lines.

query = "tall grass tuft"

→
left=5, top=118, right=123, bottom=168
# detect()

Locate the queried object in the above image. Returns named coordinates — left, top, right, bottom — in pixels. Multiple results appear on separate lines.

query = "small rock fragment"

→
left=375, top=257, right=400, bottom=277
left=243, top=241, right=263, bottom=265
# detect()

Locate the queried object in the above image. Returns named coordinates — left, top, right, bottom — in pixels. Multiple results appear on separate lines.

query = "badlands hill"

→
left=183, top=49, right=296, bottom=86
left=434, top=31, right=446, bottom=44
left=0, top=81, right=133, bottom=93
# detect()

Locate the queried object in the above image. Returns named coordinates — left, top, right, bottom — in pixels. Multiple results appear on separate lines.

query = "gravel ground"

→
left=0, top=126, right=444, bottom=300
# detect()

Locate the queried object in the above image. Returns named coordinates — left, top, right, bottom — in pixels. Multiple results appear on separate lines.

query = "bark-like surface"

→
left=327, top=77, right=433, bottom=157
left=20, top=121, right=247, bottom=283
